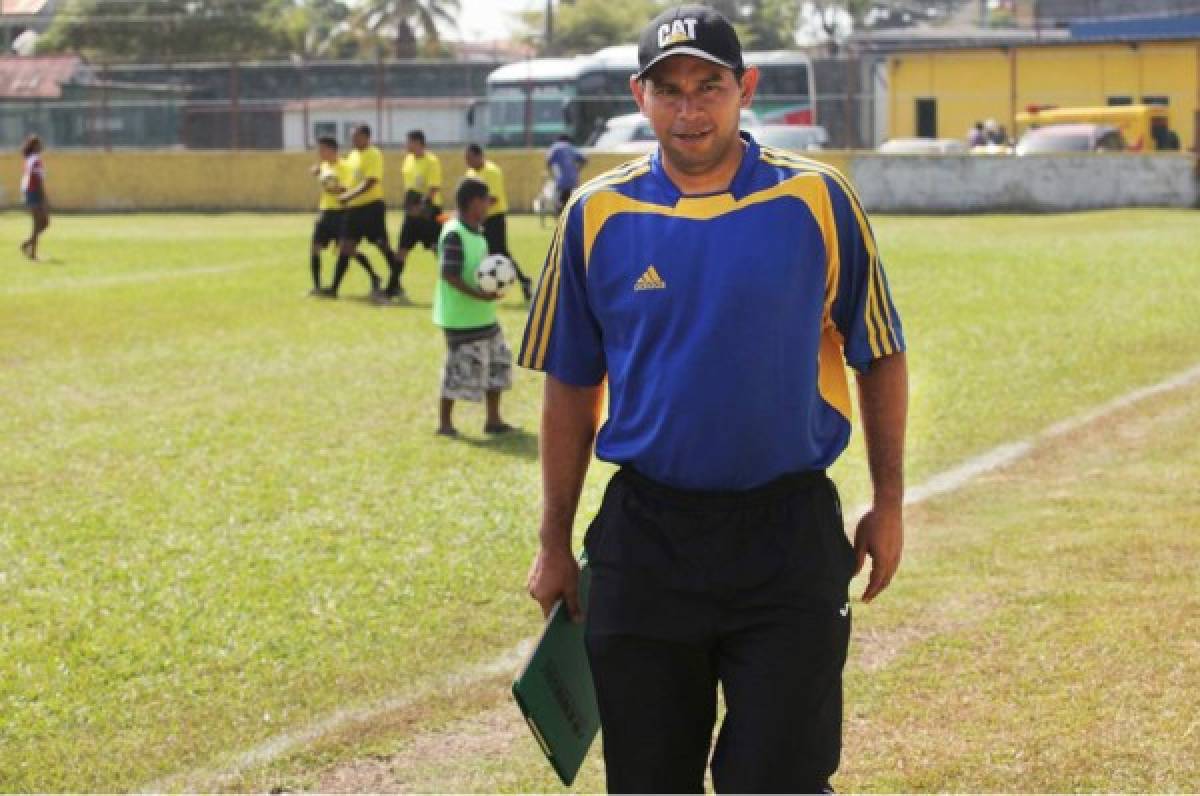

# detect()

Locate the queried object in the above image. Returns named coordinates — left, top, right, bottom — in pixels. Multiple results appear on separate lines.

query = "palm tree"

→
left=347, top=0, right=460, bottom=58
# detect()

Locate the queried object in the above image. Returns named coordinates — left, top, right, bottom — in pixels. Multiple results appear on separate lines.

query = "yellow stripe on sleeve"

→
left=520, top=158, right=652, bottom=370
left=519, top=223, right=564, bottom=369
left=762, top=149, right=896, bottom=357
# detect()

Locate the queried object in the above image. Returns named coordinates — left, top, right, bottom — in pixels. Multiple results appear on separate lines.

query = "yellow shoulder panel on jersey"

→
left=760, top=146, right=899, bottom=360
left=521, top=156, right=651, bottom=370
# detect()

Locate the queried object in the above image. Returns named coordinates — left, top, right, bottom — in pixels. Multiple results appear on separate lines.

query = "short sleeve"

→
left=827, top=174, right=905, bottom=372
left=518, top=201, right=606, bottom=386
left=439, top=230, right=464, bottom=279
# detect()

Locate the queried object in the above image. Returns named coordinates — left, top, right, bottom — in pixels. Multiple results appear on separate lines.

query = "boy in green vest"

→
left=434, top=177, right=513, bottom=437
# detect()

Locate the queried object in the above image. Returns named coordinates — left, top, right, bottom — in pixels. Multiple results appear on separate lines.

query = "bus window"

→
left=578, top=72, right=605, bottom=95
left=773, top=66, right=807, bottom=99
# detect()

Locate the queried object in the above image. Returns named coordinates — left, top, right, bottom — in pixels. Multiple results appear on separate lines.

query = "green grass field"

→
left=1, top=209, right=1198, bottom=791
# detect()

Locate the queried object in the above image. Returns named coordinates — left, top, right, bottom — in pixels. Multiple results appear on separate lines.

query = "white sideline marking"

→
left=140, top=639, right=534, bottom=793
left=899, top=360, right=1200, bottom=511
left=141, top=360, right=1200, bottom=792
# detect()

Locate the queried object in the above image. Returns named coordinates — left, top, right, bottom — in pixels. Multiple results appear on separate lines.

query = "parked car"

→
left=587, top=109, right=762, bottom=153
left=751, top=124, right=828, bottom=152
left=1014, top=123, right=1126, bottom=155
left=878, top=137, right=969, bottom=154
left=1016, top=104, right=1176, bottom=151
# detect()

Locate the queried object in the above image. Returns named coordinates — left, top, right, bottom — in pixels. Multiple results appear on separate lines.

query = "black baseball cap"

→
left=636, top=4, right=745, bottom=80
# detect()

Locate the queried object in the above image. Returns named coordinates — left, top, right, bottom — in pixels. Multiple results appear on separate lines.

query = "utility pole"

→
left=545, top=0, right=554, bottom=54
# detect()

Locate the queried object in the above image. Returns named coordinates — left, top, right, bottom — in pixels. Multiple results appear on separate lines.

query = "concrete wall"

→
left=280, top=99, right=480, bottom=150
left=2, top=149, right=1193, bottom=214
left=0, top=149, right=852, bottom=213
left=0, top=149, right=645, bottom=212
left=851, top=153, right=1198, bottom=213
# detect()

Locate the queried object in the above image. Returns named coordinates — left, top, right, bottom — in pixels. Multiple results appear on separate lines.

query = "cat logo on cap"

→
left=658, top=17, right=699, bottom=47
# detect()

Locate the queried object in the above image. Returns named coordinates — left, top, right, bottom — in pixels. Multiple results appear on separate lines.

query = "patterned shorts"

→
left=441, top=330, right=512, bottom=402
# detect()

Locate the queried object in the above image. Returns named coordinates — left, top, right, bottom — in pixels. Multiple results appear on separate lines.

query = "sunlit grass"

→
left=0, top=209, right=1197, bottom=790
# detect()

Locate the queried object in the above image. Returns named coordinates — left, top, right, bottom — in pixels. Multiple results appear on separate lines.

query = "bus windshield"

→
left=487, top=81, right=577, bottom=147
left=486, top=47, right=814, bottom=147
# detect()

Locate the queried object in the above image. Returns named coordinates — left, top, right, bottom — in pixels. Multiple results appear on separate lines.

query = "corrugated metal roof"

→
left=0, top=55, right=82, bottom=98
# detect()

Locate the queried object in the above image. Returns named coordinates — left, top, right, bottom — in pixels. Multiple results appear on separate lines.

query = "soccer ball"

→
left=319, top=172, right=340, bottom=192
left=476, top=254, right=517, bottom=296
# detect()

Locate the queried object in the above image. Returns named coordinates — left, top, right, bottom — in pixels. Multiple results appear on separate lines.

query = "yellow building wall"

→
left=1, top=149, right=854, bottom=212
left=1016, top=47, right=1106, bottom=108
left=890, top=51, right=1013, bottom=141
left=1137, top=45, right=1199, bottom=145
left=1098, top=47, right=1141, bottom=100
left=888, top=40, right=1199, bottom=152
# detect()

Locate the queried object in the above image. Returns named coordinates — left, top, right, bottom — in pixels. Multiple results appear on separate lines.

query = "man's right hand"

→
left=527, top=544, right=581, bottom=622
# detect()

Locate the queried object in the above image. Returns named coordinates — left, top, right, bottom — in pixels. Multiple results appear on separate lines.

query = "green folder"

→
left=512, top=561, right=599, bottom=787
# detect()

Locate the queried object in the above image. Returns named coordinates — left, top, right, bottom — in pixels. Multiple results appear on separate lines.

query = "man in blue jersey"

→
left=520, top=5, right=908, bottom=793
left=545, top=134, right=586, bottom=211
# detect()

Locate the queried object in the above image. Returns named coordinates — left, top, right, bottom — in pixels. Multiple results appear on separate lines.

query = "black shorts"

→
left=482, top=213, right=511, bottom=258
left=343, top=200, right=389, bottom=247
left=312, top=209, right=345, bottom=247
left=398, top=207, right=443, bottom=251
left=583, top=467, right=853, bottom=793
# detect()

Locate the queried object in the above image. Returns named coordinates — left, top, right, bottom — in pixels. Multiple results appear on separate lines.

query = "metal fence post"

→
left=230, top=58, right=240, bottom=150
left=376, top=54, right=385, bottom=145
left=303, top=60, right=310, bottom=150
left=101, top=61, right=111, bottom=152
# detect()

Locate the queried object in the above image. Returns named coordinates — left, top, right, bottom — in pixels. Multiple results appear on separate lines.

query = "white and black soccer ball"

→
left=476, top=254, right=517, bottom=296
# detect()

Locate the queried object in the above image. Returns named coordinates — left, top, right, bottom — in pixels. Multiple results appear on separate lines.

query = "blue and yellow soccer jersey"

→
left=519, top=133, right=904, bottom=490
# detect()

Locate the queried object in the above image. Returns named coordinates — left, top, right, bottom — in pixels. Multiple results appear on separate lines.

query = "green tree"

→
left=823, top=0, right=873, bottom=25
left=345, top=0, right=460, bottom=58
left=522, top=0, right=660, bottom=55
left=668, top=1, right=795, bottom=48
left=264, top=0, right=359, bottom=58
left=38, top=0, right=287, bottom=59
left=523, top=0, right=817, bottom=56
left=739, top=0, right=802, bottom=49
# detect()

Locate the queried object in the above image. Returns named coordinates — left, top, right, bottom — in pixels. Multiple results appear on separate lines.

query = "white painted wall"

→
left=281, top=99, right=483, bottom=150
left=850, top=154, right=1198, bottom=213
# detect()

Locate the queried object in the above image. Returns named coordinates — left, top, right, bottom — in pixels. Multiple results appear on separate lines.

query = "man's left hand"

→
left=853, top=503, right=903, bottom=602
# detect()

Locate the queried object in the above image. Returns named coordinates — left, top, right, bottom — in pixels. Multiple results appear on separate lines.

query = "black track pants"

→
left=583, top=467, right=855, bottom=794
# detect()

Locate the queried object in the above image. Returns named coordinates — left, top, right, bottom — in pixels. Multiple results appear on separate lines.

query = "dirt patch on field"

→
left=851, top=594, right=998, bottom=673
left=314, top=705, right=527, bottom=793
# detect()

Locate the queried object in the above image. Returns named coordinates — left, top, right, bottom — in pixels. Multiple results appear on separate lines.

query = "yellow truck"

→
left=1015, top=105, right=1180, bottom=152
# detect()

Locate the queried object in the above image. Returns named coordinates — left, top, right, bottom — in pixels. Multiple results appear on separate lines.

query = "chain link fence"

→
left=1, top=57, right=500, bottom=150
left=2, top=55, right=893, bottom=151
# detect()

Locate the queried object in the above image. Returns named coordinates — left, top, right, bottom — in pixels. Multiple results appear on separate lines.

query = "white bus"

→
left=485, top=45, right=816, bottom=147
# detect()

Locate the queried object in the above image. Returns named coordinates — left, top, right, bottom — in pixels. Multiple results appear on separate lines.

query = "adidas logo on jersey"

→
left=634, top=265, right=666, bottom=291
